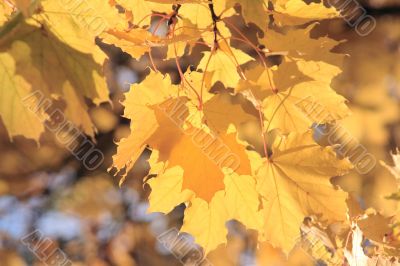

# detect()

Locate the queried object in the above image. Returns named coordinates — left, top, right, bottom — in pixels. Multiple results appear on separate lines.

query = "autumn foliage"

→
left=1, top=0, right=400, bottom=265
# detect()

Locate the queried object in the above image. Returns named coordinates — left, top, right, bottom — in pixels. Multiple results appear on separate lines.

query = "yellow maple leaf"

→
left=181, top=192, right=229, bottom=254
left=147, top=162, right=195, bottom=214
left=179, top=2, right=214, bottom=29
left=260, top=24, right=345, bottom=83
left=147, top=152, right=263, bottom=254
left=112, top=70, right=265, bottom=253
left=255, top=131, right=352, bottom=251
left=166, top=18, right=203, bottom=59
left=110, top=71, right=180, bottom=184
left=0, top=51, right=44, bottom=140
left=198, top=40, right=253, bottom=89
left=223, top=171, right=264, bottom=233
left=262, top=79, right=349, bottom=133
left=147, top=121, right=251, bottom=201
left=101, top=28, right=154, bottom=59
left=239, top=62, right=350, bottom=133
left=177, top=0, right=232, bottom=28
left=182, top=68, right=214, bottom=105
left=38, top=0, right=125, bottom=40
left=226, top=0, right=269, bottom=30
left=142, top=110, right=263, bottom=252
left=111, top=69, right=237, bottom=185
left=102, top=16, right=203, bottom=60
left=272, top=0, right=340, bottom=26
left=202, top=92, right=258, bottom=134
left=0, top=8, right=109, bottom=139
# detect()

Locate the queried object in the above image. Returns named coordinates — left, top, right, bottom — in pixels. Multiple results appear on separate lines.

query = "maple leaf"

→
left=182, top=68, right=214, bottom=104
left=198, top=40, right=253, bottom=89
left=179, top=2, right=214, bottom=29
left=178, top=1, right=233, bottom=29
left=223, top=171, right=264, bottom=233
left=147, top=162, right=194, bottom=214
left=112, top=69, right=265, bottom=253
left=102, top=14, right=203, bottom=60
left=0, top=0, right=123, bottom=141
left=0, top=7, right=109, bottom=139
left=0, top=51, right=45, bottom=140
left=272, top=0, right=340, bottom=26
left=181, top=192, right=229, bottom=254
left=202, top=92, right=258, bottom=135
left=100, top=28, right=155, bottom=59
left=165, top=18, right=203, bottom=59
left=260, top=24, right=345, bottom=83
left=105, top=1, right=234, bottom=62
left=147, top=152, right=263, bottom=254
left=358, top=212, right=393, bottom=244
left=240, top=62, right=350, bottom=133
left=110, top=71, right=180, bottom=184
left=226, top=0, right=269, bottom=30
left=39, top=0, right=125, bottom=38
left=111, top=69, right=226, bottom=186
left=143, top=112, right=262, bottom=251
left=262, top=80, right=349, bottom=133
left=147, top=121, right=252, bottom=202
left=255, top=131, right=352, bottom=251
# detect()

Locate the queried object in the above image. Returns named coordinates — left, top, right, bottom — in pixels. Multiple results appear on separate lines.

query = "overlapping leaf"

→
left=255, top=131, right=352, bottom=250
left=0, top=0, right=363, bottom=257
left=0, top=0, right=113, bottom=140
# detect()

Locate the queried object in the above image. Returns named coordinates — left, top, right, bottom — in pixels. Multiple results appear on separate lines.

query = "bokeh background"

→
left=1, top=0, right=400, bottom=265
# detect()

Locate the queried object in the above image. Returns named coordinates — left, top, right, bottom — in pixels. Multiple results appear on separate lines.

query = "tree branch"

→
left=167, top=4, right=181, bottom=26
left=208, top=1, right=220, bottom=47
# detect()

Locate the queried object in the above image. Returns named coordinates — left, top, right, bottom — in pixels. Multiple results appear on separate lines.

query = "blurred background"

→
left=1, top=0, right=400, bottom=265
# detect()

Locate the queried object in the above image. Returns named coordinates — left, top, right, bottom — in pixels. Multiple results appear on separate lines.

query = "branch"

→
left=167, top=4, right=181, bottom=26
left=208, top=1, right=220, bottom=47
